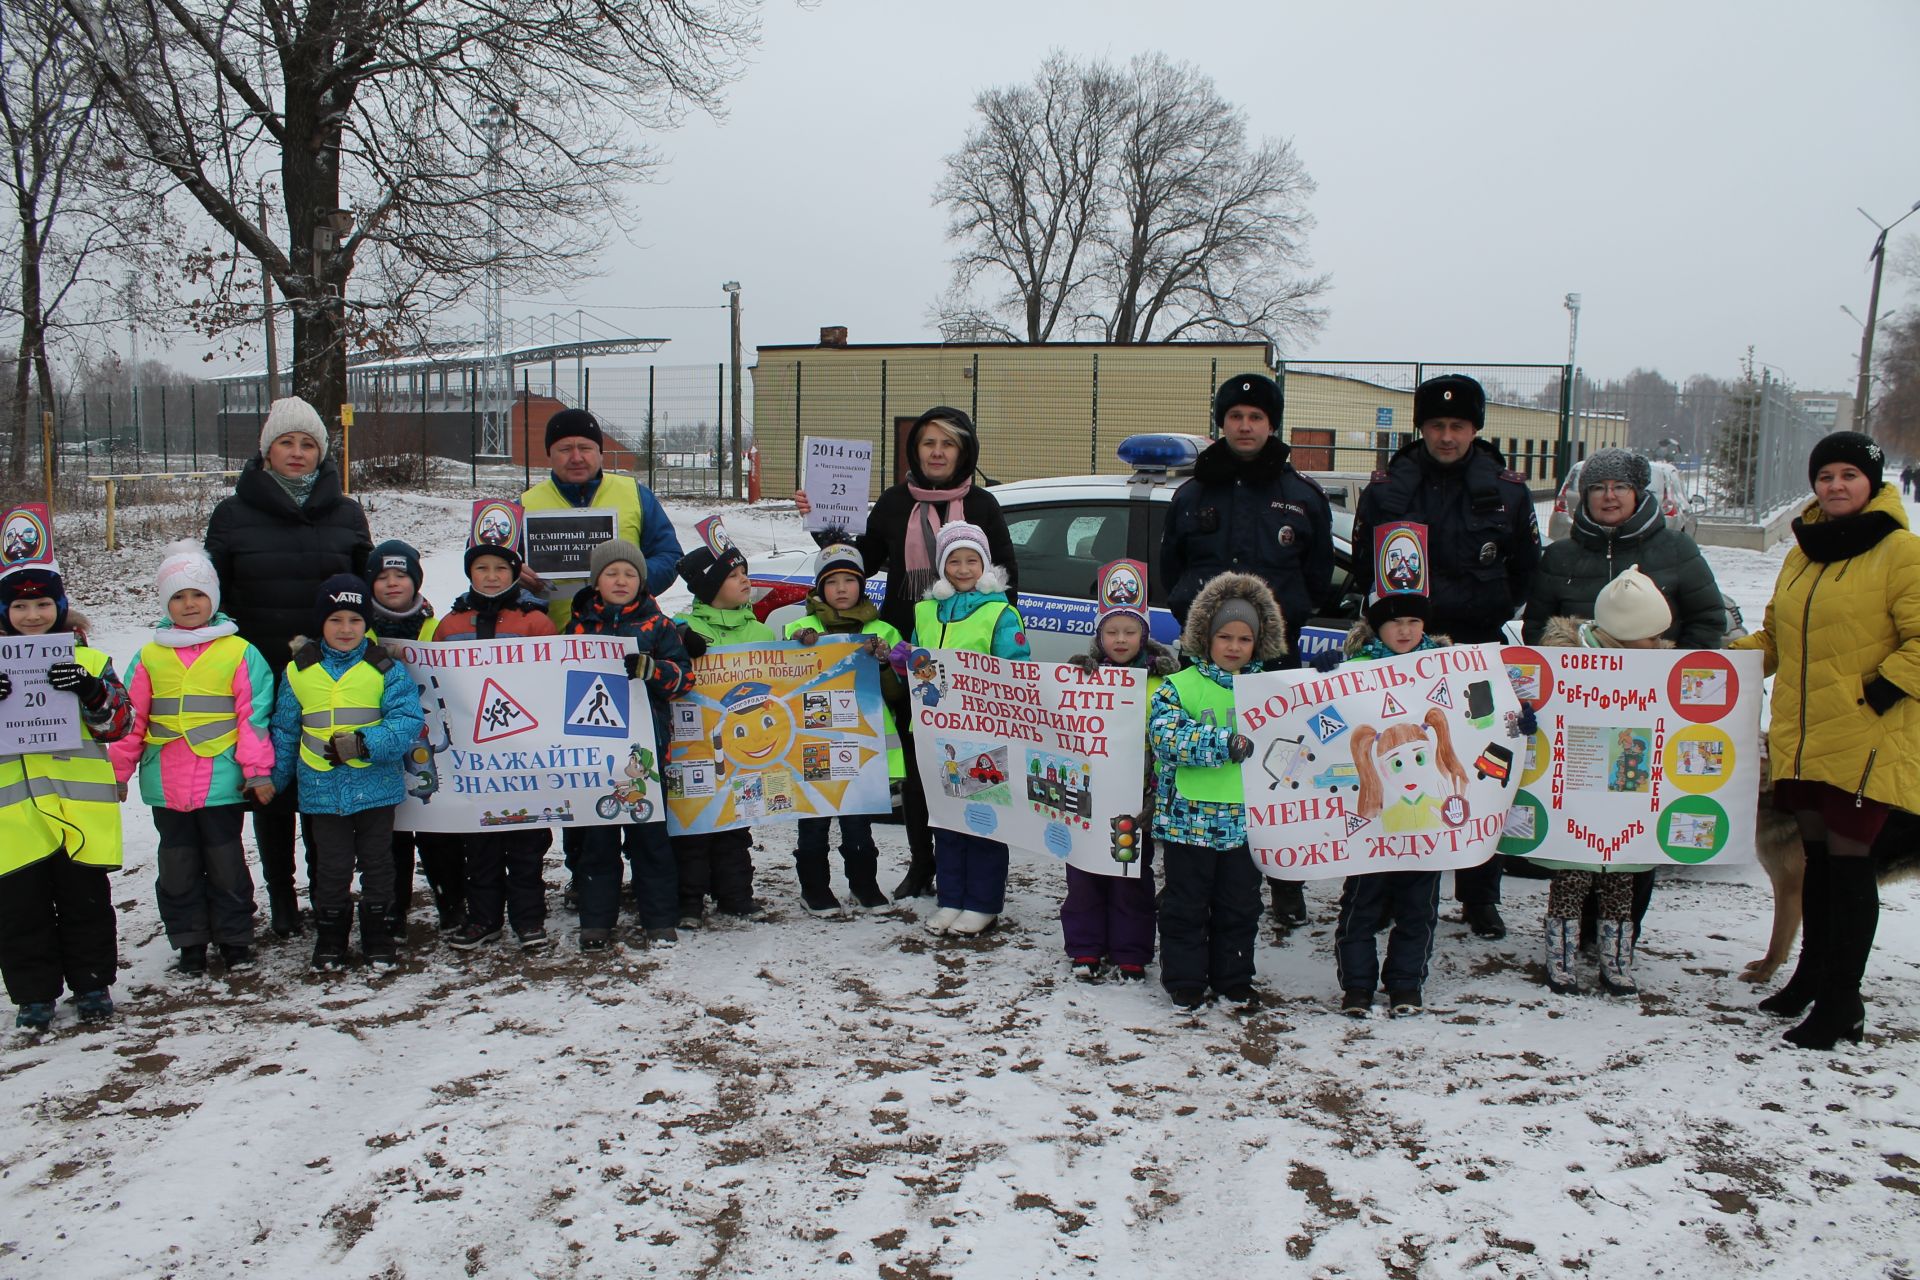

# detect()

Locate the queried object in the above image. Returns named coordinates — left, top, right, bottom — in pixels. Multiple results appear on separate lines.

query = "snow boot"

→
left=1269, top=878, right=1308, bottom=928
left=1596, top=920, right=1637, bottom=995
left=1387, top=988, right=1424, bottom=1017
left=310, top=907, right=351, bottom=972
left=433, top=890, right=469, bottom=935
left=923, top=907, right=961, bottom=935
left=15, top=1002, right=55, bottom=1031
left=579, top=928, right=612, bottom=953
left=1464, top=902, right=1507, bottom=940
left=843, top=837, right=887, bottom=910
left=1761, top=840, right=1829, bottom=1017
left=1071, top=957, right=1104, bottom=982
left=1340, top=989, right=1372, bottom=1018
left=218, top=943, right=255, bottom=972
left=1544, top=917, right=1580, bottom=995
left=1786, top=855, right=1875, bottom=1050
left=796, top=850, right=840, bottom=916
left=360, top=901, right=398, bottom=969
left=949, top=910, right=996, bottom=936
left=892, top=846, right=936, bottom=901
left=266, top=879, right=303, bottom=937
left=74, top=990, right=114, bottom=1025
left=448, top=921, right=502, bottom=951
left=174, top=943, right=209, bottom=977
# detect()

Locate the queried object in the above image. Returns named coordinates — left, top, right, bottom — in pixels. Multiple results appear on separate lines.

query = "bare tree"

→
left=1870, top=311, right=1920, bottom=458
left=934, top=52, right=1327, bottom=350
left=55, top=0, right=759, bottom=431
left=0, top=0, right=172, bottom=482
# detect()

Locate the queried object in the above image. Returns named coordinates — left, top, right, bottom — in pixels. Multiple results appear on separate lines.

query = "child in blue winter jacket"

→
left=271, top=575, right=425, bottom=972
left=892, top=522, right=1029, bottom=936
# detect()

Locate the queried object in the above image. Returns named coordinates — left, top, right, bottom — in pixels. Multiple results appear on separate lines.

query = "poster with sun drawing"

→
left=663, top=638, right=890, bottom=834
left=1233, top=643, right=1526, bottom=883
left=1494, top=646, right=1762, bottom=866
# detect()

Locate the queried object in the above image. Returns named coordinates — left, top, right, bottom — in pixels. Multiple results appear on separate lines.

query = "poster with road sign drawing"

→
left=911, top=649, right=1148, bottom=877
left=1233, top=643, right=1525, bottom=882
left=1495, top=646, right=1762, bottom=866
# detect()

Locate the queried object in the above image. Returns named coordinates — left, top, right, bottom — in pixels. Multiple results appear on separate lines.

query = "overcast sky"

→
left=203, top=1, right=1920, bottom=393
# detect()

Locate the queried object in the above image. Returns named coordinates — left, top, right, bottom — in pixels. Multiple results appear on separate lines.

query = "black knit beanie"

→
left=1806, top=431, right=1884, bottom=493
left=367, top=539, right=425, bottom=589
left=545, top=408, right=603, bottom=452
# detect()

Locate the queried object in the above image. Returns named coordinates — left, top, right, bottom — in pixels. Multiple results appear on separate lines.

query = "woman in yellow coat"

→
left=1732, top=432, right=1920, bottom=1050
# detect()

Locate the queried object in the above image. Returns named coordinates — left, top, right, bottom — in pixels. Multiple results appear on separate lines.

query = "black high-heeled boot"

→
left=1784, top=855, right=1876, bottom=1051
left=1759, top=839, right=1827, bottom=1016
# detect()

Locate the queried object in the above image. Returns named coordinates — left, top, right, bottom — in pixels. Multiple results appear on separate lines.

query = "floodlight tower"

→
left=478, top=102, right=513, bottom=456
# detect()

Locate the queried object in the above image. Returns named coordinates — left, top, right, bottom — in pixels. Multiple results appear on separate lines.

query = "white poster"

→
left=802, top=437, right=873, bottom=535
left=384, top=636, right=664, bottom=834
left=1494, top=645, right=1763, bottom=867
left=910, top=647, right=1148, bottom=877
left=0, top=633, right=79, bottom=754
left=1234, top=643, right=1525, bottom=882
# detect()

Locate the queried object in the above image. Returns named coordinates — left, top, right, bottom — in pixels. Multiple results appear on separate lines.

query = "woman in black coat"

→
left=205, top=397, right=372, bottom=935
left=794, top=406, right=1018, bottom=897
left=1521, top=448, right=1725, bottom=648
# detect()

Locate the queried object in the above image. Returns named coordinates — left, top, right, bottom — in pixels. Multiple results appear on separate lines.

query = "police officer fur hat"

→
left=1212, top=372, right=1284, bottom=430
left=1414, top=375, right=1486, bottom=432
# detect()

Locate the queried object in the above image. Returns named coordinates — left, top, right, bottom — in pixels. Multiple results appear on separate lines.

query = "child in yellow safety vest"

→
left=111, top=541, right=276, bottom=979
left=0, top=562, right=133, bottom=1031
left=270, top=575, right=425, bottom=972
left=890, top=521, right=1029, bottom=937
left=1148, top=572, right=1284, bottom=1013
left=785, top=542, right=903, bottom=914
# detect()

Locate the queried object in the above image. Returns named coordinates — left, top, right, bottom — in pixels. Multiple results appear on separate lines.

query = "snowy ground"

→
left=3, top=480, right=1917, bottom=1278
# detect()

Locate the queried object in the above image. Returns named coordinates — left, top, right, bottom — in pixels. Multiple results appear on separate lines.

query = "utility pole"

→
left=1564, top=292, right=1582, bottom=461
left=723, top=281, right=743, bottom=499
left=1852, top=201, right=1920, bottom=431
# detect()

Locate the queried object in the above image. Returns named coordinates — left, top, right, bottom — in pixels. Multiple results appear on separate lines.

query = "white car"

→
left=748, top=435, right=1362, bottom=663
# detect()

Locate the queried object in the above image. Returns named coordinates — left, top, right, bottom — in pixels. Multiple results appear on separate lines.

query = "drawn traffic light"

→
left=1109, top=814, right=1140, bottom=864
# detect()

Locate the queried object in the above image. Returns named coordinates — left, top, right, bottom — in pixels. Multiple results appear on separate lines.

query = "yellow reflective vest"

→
left=140, top=635, right=249, bottom=757
left=0, top=646, right=123, bottom=875
left=521, top=471, right=645, bottom=630
left=1166, top=666, right=1243, bottom=805
left=912, top=598, right=1017, bottom=655
left=286, top=651, right=387, bottom=771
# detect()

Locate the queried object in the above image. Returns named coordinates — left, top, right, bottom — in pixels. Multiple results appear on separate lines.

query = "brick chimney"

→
left=819, top=326, right=849, bottom=348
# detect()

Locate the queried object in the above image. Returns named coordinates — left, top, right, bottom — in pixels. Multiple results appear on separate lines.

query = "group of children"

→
left=1, top=496, right=1679, bottom=1031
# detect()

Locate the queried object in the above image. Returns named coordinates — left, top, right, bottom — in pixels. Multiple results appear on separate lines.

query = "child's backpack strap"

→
left=362, top=641, right=394, bottom=674
left=290, top=639, right=323, bottom=670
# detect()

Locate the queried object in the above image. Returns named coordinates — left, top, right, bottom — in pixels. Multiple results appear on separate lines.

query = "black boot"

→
left=892, top=845, right=936, bottom=901
left=1760, top=840, right=1828, bottom=1017
left=310, top=907, right=351, bottom=971
left=843, top=840, right=888, bottom=911
left=1464, top=902, right=1507, bottom=940
left=267, top=879, right=304, bottom=938
left=433, top=888, right=468, bottom=934
left=360, top=901, right=399, bottom=970
left=795, top=850, right=840, bottom=915
left=1784, top=856, right=1876, bottom=1051
left=1269, top=879, right=1308, bottom=928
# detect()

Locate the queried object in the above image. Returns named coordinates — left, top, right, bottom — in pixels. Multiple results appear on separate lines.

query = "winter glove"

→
left=887, top=640, right=913, bottom=674
left=1863, top=676, right=1907, bottom=716
left=1065, top=653, right=1099, bottom=674
left=0, top=671, right=9, bottom=700
left=1227, top=733, right=1255, bottom=764
left=678, top=622, right=709, bottom=659
left=1308, top=649, right=1343, bottom=674
left=793, top=627, right=820, bottom=647
left=331, top=730, right=367, bottom=763
left=47, top=661, right=104, bottom=703
left=626, top=652, right=656, bottom=682
left=1517, top=704, right=1538, bottom=737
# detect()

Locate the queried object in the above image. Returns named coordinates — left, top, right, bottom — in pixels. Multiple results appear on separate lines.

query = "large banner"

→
left=386, top=636, right=664, bottom=834
left=1234, top=643, right=1525, bottom=881
left=0, top=633, right=78, bottom=753
left=664, top=638, right=890, bottom=835
left=1495, top=645, right=1763, bottom=866
left=910, top=648, right=1149, bottom=877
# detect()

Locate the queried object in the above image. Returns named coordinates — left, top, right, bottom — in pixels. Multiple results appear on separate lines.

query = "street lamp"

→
left=1851, top=198, right=1920, bottom=431
left=722, top=281, right=742, bottom=499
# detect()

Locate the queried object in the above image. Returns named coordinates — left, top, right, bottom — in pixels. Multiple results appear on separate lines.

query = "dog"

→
left=1741, top=757, right=1919, bottom=984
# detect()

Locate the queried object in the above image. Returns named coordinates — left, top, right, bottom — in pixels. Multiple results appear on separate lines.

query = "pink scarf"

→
left=903, top=478, right=972, bottom=601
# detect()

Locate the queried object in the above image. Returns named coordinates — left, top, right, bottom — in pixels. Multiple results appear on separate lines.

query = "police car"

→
left=749, top=434, right=1364, bottom=663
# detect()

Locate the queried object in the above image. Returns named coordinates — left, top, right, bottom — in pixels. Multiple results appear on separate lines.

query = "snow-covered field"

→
left=3, top=480, right=1916, bottom=1279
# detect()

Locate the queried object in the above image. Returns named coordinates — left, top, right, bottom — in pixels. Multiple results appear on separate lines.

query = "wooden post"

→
left=104, top=479, right=118, bottom=552
left=42, top=410, right=55, bottom=517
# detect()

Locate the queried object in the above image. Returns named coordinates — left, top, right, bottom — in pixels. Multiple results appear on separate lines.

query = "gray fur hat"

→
left=1580, top=448, right=1652, bottom=497
left=1178, top=572, right=1288, bottom=662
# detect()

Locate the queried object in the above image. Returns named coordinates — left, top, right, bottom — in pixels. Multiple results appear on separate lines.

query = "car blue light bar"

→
left=1116, top=434, right=1204, bottom=470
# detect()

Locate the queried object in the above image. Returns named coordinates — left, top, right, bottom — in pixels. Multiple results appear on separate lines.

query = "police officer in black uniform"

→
left=1352, top=373, right=1540, bottom=940
left=1162, top=370, right=1333, bottom=933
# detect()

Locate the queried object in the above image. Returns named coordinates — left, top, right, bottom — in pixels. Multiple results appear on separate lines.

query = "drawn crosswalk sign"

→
left=1308, top=704, right=1348, bottom=744
left=1426, top=679, right=1453, bottom=709
left=564, top=670, right=630, bottom=739
left=1380, top=692, right=1406, bottom=717
left=472, top=678, right=538, bottom=742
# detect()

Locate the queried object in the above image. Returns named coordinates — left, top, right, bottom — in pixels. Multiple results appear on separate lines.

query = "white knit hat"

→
left=935, top=521, right=991, bottom=576
left=155, top=539, right=221, bottom=614
left=1594, top=566, right=1671, bottom=642
left=259, top=397, right=329, bottom=460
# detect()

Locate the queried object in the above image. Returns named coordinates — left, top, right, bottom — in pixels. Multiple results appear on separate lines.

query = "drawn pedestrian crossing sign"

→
left=1426, top=679, right=1453, bottom=709
left=1380, top=692, right=1406, bottom=717
left=472, top=678, right=538, bottom=743
left=564, top=670, right=630, bottom=739
left=1308, top=704, right=1348, bottom=744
